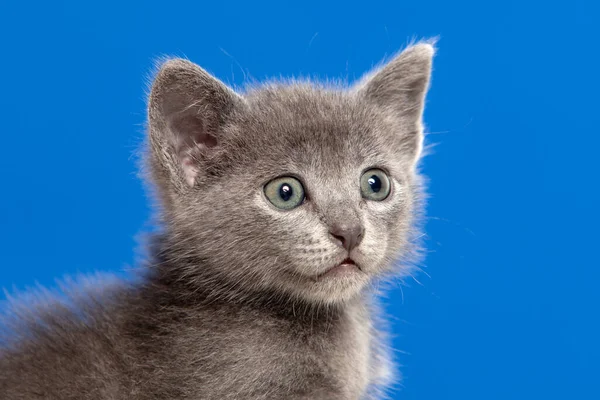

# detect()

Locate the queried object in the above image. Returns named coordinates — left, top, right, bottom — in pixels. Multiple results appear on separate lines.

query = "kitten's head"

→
left=146, top=43, right=434, bottom=304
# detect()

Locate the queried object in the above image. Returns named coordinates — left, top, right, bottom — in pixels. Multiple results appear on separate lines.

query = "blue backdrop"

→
left=1, top=1, right=598, bottom=398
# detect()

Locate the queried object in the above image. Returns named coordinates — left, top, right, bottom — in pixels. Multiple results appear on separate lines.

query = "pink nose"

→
left=329, top=223, right=364, bottom=251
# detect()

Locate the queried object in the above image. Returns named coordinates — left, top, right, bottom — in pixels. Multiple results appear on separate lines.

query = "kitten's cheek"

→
left=354, top=231, right=389, bottom=273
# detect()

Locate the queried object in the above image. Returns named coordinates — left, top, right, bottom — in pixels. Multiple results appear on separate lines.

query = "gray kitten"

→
left=0, top=42, right=434, bottom=399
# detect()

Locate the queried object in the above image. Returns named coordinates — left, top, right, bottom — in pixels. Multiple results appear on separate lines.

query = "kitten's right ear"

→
left=147, top=59, right=244, bottom=193
left=355, top=42, right=435, bottom=165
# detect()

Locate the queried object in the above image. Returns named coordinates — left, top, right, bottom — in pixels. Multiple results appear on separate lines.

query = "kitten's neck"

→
left=145, top=235, right=365, bottom=321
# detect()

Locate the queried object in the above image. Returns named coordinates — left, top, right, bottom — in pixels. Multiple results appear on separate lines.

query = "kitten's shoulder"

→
left=0, top=273, right=136, bottom=399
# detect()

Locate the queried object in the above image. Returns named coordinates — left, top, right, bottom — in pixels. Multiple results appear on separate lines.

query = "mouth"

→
left=317, top=258, right=361, bottom=279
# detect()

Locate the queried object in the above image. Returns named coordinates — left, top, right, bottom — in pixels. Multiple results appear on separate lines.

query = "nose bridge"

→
left=318, top=175, right=361, bottom=225
left=325, top=199, right=361, bottom=227
left=315, top=175, right=364, bottom=251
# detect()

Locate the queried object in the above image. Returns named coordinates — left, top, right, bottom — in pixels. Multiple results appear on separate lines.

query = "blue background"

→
left=1, top=1, right=598, bottom=398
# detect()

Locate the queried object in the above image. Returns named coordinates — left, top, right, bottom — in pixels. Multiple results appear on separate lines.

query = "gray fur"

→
left=0, top=42, right=435, bottom=399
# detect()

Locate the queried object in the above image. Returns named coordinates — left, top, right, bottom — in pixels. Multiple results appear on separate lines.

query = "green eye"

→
left=360, top=169, right=391, bottom=201
left=264, top=176, right=305, bottom=210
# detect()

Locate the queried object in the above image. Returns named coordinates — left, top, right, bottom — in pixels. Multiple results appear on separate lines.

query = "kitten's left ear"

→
left=147, top=58, right=245, bottom=196
left=356, top=42, right=435, bottom=164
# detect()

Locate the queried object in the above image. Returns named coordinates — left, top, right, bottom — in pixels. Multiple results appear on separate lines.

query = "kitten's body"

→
left=1, top=254, right=384, bottom=399
left=1, top=277, right=374, bottom=399
left=0, top=43, right=434, bottom=399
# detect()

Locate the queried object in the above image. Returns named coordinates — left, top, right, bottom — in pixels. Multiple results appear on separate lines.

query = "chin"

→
left=298, top=270, right=372, bottom=305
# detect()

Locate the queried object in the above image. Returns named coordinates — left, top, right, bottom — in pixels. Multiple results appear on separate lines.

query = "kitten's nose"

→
left=329, top=223, right=364, bottom=252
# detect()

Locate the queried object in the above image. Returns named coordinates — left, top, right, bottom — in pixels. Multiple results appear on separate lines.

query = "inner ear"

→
left=169, top=111, right=219, bottom=186
left=169, top=110, right=218, bottom=154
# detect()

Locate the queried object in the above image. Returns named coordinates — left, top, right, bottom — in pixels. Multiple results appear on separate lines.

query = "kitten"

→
left=0, top=42, right=434, bottom=399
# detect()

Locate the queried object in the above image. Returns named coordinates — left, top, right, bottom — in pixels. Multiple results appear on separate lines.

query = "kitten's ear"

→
left=356, top=43, right=435, bottom=164
left=147, top=58, right=244, bottom=191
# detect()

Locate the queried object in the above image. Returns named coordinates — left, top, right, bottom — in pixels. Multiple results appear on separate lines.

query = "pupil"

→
left=368, top=175, right=382, bottom=192
left=279, top=184, right=293, bottom=201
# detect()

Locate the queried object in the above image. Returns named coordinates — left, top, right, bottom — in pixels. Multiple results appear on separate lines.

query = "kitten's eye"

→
left=264, top=177, right=305, bottom=210
left=360, top=169, right=391, bottom=201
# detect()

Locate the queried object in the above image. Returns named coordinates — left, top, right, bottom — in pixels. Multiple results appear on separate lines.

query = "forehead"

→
left=229, top=85, right=389, bottom=177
